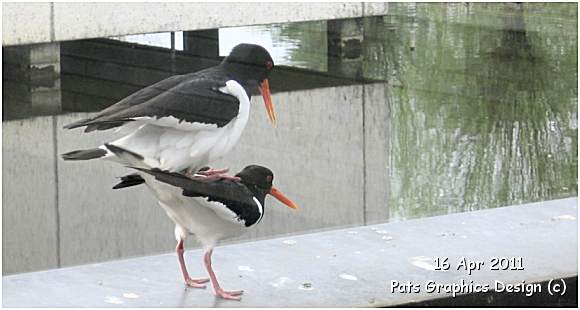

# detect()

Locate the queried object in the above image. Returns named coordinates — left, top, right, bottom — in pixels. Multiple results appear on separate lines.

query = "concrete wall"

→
left=2, top=116, right=59, bottom=273
left=2, top=3, right=388, bottom=46
left=2, top=83, right=390, bottom=274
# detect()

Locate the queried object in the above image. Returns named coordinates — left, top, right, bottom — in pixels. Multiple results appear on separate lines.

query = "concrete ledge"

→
left=2, top=197, right=577, bottom=307
left=2, top=3, right=389, bottom=46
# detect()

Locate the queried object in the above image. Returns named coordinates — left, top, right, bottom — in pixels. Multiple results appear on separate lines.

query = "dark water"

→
left=241, top=3, right=579, bottom=220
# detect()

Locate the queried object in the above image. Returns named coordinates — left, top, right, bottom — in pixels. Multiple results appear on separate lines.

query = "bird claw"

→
left=214, top=289, right=244, bottom=300
left=185, top=277, right=209, bottom=288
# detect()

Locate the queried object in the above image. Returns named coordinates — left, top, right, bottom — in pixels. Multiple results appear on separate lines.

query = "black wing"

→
left=135, top=168, right=261, bottom=227
left=64, top=69, right=240, bottom=132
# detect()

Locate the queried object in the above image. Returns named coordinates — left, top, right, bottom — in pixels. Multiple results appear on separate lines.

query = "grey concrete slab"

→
left=3, top=197, right=577, bottom=307
left=2, top=3, right=52, bottom=46
left=3, top=3, right=388, bottom=46
left=363, top=83, right=391, bottom=224
left=2, top=117, right=59, bottom=274
left=56, top=113, right=177, bottom=268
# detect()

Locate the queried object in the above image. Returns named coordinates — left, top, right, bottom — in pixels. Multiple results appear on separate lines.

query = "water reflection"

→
left=2, top=2, right=577, bottom=275
left=3, top=3, right=577, bottom=222
left=169, top=3, right=578, bottom=219
left=220, top=21, right=327, bottom=71
left=381, top=3, right=577, bottom=219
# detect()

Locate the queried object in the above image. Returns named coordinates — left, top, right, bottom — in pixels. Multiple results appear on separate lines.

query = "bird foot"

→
left=185, top=277, right=209, bottom=288
left=197, top=167, right=230, bottom=176
left=214, top=288, right=244, bottom=301
left=191, top=167, right=241, bottom=182
left=199, top=173, right=241, bottom=182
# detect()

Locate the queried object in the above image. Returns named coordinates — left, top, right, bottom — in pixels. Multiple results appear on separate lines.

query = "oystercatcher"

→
left=62, top=43, right=276, bottom=178
left=107, top=144, right=298, bottom=301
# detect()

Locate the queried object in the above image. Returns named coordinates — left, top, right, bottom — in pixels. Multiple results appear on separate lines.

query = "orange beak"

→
left=259, top=79, right=276, bottom=126
left=270, top=187, right=299, bottom=211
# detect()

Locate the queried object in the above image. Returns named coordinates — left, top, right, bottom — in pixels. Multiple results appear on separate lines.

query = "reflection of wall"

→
left=59, top=39, right=219, bottom=113
left=3, top=43, right=61, bottom=119
left=3, top=38, right=384, bottom=121
left=2, top=83, right=390, bottom=274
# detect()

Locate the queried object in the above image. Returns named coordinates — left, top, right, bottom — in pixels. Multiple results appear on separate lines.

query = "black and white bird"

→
left=62, top=43, right=276, bottom=178
left=107, top=144, right=299, bottom=301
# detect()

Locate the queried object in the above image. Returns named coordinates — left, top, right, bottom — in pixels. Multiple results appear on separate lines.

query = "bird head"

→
left=236, top=165, right=299, bottom=211
left=221, top=44, right=277, bottom=125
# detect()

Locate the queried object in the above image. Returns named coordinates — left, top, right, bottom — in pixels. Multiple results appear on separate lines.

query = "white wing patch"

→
left=204, top=199, right=246, bottom=226
left=253, top=197, right=264, bottom=224
left=132, top=116, right=218, bottom=131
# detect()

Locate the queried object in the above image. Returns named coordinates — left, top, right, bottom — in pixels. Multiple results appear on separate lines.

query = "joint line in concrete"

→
left=51, top=115, right=61, bottom=267
left=362, top=84, right=367, bottom=225
left=49, top=3, right=55, bottom=42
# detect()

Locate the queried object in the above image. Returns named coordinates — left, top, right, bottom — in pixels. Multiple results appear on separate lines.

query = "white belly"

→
left=110, top=119, right=243, bottom=172
left=141, top=173, right=245, bottom=248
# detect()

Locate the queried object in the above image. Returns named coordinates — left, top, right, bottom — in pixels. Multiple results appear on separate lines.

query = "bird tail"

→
left=112, top=173, right=146, bottom=189
left=61, top=148, right=108, bottom=161
left=102, top=143, right=151, bottom=169
left=63, top=143, right=152, bottom=189
left=103, top=144, right=151, bottom=190
left=62, top=117, right=93, bottom=130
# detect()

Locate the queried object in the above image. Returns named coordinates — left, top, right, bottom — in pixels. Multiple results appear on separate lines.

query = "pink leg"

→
left=176, top=239, right=209, bottom=288
left=203, top=248, right=244, bottom=300
left=184, top=167, right=241, bottom=182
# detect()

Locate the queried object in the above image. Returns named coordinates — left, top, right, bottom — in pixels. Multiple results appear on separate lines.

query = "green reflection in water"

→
left=276, top=21, right=327, bottom=71
left=220, top=21, right=327, bottom=71
left=383, top=3, right=577, bottom=220
left=247, top=3, right=576, bottom=221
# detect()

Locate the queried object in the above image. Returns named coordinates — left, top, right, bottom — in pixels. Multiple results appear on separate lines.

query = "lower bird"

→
left=107, top=144, right=298, bottom=300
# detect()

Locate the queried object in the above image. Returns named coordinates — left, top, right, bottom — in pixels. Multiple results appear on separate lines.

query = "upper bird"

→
left=62, top=43, right=276, bottom=177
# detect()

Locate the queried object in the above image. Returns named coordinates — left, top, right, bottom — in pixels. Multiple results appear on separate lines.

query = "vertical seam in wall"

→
left=362, top=2, right=366, bottom=17
left=51, top=1, right=60, bottom=266
left=52, top=115, right=61, bottom=267
left=170, top=32, right=176, bottom=74
left=362, top=85, right=367, bottom=226
left=49, top=3, right=55, bottom=42
left=361, top=2, right=368, bottom=225
left=386, top=84, right=391, bottom=221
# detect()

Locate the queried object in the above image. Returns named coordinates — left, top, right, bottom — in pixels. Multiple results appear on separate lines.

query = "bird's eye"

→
left=265, top=61, right=273, bottom=70
left=266, top=175, right=273, bottom=182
